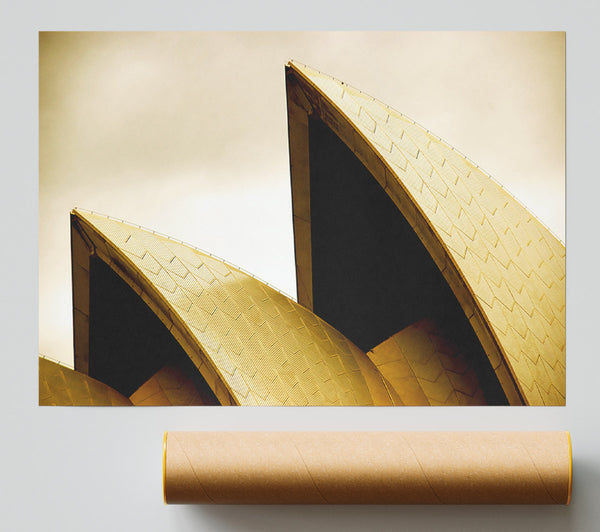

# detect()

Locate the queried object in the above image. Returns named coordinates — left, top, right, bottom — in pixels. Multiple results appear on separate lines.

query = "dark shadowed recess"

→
left=88, top=256, right=219, bottom=403
left=308, top=117, right=507, bottom=405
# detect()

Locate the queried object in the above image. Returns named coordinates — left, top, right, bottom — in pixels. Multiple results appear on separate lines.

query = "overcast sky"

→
left=39, top=31, right=565, bottom=366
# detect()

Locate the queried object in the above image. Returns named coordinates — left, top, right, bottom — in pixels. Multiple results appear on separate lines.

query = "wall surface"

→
left=2, top=2, right=600, bottom=531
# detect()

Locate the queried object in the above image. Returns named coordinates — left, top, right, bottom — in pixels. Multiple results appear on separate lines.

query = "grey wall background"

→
left=2, top=1, right=599, bottom=531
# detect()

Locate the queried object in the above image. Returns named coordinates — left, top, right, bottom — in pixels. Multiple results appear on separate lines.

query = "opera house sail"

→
left=39, top=61, right=565, bottom=407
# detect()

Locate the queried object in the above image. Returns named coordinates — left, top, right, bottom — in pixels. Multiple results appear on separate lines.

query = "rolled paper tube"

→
left=163, top=431, right=572, bottom=505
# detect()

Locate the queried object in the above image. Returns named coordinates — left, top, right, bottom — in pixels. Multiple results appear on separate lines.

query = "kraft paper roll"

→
left=163, top=431, right=572, bottom=505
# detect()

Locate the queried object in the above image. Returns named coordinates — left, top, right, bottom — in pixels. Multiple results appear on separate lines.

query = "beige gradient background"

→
left=39, top=31, right=565, bottom=367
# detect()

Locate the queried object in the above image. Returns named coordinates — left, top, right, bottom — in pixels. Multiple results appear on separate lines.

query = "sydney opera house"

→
left=39, top=61, right=565, bottom=407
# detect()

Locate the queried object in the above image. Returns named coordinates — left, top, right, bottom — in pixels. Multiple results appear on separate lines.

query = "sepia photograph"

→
left=39, top=31, right=565, bottom=406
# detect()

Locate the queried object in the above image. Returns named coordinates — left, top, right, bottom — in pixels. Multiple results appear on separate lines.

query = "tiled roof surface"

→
left=129, top=365, right=216, bottom=406
left=39, top=357, right=132, bottom=406
left=288, top=61, right=565, bottom=405
left=368, top=319, right=488, bottom=406
left=73, top=210, right=391, bottom=406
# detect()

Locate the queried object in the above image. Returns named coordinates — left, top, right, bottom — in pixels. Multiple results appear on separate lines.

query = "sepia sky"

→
left=39, top=31, right=565, bottom=366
